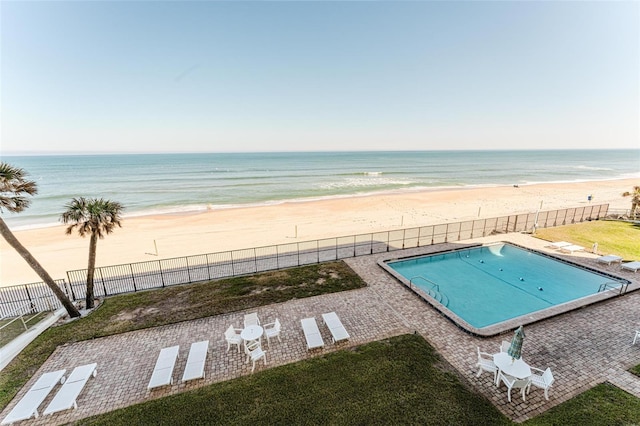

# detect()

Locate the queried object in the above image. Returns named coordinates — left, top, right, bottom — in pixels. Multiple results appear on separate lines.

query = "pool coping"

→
left=377, top=241, right=637, bottom=337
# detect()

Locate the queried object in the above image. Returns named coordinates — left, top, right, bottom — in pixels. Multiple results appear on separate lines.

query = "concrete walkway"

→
left=2, top=234, right=640, bottom=424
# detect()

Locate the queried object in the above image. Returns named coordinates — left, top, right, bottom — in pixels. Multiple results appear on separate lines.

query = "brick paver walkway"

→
left=2, top=234, right=640, bottom=424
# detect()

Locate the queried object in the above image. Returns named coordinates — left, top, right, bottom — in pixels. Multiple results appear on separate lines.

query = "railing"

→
left=0, top=299, right=54, bottom=344
left=0, top=204, right=610, bottom=313
left=598, top=281, right=629, bottom=295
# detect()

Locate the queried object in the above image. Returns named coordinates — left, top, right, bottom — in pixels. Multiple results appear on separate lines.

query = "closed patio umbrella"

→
left=507, top=325, right=525, bottom=360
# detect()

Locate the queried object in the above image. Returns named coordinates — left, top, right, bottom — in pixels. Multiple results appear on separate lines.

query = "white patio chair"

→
left=475, top=347, right=498, bottom=383
left=262, top=319, right=282, bottom=348
left=224, top=325, right=243, bottom=353
left=244, top=313, right=260, bottom=328
left=500, top=340, right=510, bottom=353
left=634, top=330, right=640, bottom=345
left=245, top=340, right=267, bottom=373
left=497, top=371, right=530, bottom=402
left=244, top=339, right=260, bottom=360
left=527, top=367, right=555, bottom=400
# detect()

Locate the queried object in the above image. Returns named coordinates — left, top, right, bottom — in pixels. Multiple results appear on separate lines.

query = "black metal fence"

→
left=0, top=280, right=68, bottom=318
left=0, top=204, right=610, bottom=315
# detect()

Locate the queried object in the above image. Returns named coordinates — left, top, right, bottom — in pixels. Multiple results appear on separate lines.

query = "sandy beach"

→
left=0, top=178, right=636, bottom=287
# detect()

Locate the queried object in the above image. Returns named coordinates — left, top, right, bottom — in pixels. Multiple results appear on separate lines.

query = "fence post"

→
left=64, top=274, right=77, bottom=301
left=24, top=285, right=33, bottom=311
left=184, top=257, right=191, bottom=283
left=129, top=264, right=137, bottom=292
left=99, top=268, right=107, bottom=296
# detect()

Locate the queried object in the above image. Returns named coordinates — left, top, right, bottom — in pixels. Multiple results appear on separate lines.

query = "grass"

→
left=0, top=261, right=366, bottom=410
left=534, top=220, right=640, bottom=260
left=76, top=334, right=511, bottom=426
left=523, top=383, right=640, bottom=426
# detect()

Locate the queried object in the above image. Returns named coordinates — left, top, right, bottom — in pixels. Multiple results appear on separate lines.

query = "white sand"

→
left=0, top=179, right=635, bottom=287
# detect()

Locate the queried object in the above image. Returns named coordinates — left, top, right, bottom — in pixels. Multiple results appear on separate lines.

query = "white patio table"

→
left=493, top=352, right=532, bottom=385
left=241, top=325, right=263, bottom=342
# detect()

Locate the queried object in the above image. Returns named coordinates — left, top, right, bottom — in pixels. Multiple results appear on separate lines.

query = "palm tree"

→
left=0, top=162, right=81, bottom=318
left=61, top=197, right=123, bottom=309
left=622, top=186, right=640, bottom=219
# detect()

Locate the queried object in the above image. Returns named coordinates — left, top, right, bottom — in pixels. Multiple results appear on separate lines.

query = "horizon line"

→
left=3, top=147, right=639, bottom=157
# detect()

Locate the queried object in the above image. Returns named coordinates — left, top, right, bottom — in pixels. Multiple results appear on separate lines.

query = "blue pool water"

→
left=386, top=243, right=627, bottom=329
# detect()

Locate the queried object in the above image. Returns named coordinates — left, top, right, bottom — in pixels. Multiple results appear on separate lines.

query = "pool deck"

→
left=2, top=234, right=640, bottom=424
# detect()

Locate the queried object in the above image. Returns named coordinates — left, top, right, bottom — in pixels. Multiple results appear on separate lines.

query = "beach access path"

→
left=2, top=234, right=640, bottom=424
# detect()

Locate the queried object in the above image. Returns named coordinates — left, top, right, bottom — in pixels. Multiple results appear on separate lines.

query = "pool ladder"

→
left=409, top=276, right=450, bottom=307
left=597, top=281, right=629, bottom=295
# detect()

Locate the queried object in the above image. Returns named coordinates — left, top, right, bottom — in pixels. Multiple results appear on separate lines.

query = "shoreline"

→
left=0, top=178, right=636, bottom=287
left=5, top=174, right=638, bottom=232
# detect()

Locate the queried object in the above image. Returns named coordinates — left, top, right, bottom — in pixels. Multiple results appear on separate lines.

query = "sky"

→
left=1, top=1, right=638, bottom=154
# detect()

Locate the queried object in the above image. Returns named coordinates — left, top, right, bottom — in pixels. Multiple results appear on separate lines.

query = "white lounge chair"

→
left=224, top=325, right=243, bottom=353
left=497, top=371, right=530, bottom=403
left=43, top=363, right=97, bottom=415
left=262, top=319, right=282, bottom=348
left=475, top=348, right=497, bottom=383
left=182, top=340, right=209, bottom=382
left=559, top=244, right=584, bottom=254
left=1, top=369, right=66, bottom=424
left=148, top=345, right=179, bottom=390
left=596, top=255, right=623, bottom=265
left=527, top=367, right=555, bottom=400
left=633, top=330, right=640, bottom=345
left=244, top=312, right=260, bottom=328
left=621, top=261, right=640, bottom=273
left=321, top=312, right=350, bottom=343
left=500, top=340, right=511, bottom=353
left=548, top=241, right=571, bottom=249
left=301, top=317, right=324, bottom=350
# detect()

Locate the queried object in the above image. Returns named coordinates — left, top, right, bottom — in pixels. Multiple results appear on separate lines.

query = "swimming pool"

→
left=382, top=242, right=630, bottom=336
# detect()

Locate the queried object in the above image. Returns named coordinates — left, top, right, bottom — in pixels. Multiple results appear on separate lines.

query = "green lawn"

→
left=534, top=220, right=640, bottom=260
left=523, top=383, right=640, bottom=426
left=0, top=261, right=366, bottom=409
left=76, top=334, right=511, bottom=426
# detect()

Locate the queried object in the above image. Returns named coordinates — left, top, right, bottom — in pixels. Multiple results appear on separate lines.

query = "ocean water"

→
left=1, top=150, right=638, bottom=230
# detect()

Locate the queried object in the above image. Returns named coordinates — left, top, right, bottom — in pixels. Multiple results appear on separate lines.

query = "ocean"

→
left=2, top=150, right=639, bottom=230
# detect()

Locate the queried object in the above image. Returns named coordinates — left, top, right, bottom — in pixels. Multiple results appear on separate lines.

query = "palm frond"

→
left=0, top=162, right=38, bottom=213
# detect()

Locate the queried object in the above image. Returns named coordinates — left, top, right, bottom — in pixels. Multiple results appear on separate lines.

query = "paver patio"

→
left=2, top=234, right=640, bottom=424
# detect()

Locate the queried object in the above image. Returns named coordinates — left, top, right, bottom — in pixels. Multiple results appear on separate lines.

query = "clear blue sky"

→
left=1, top=1, right=638, bottom=153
